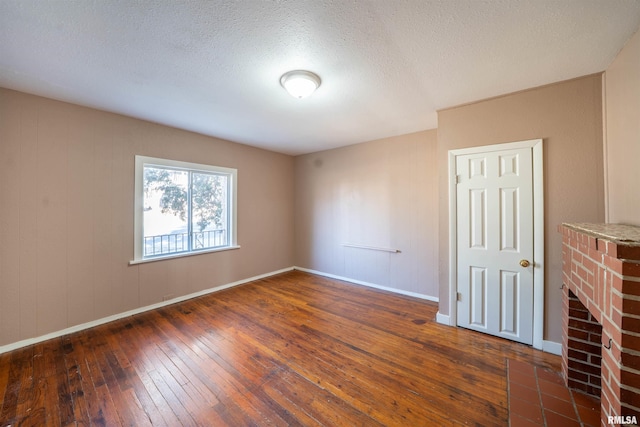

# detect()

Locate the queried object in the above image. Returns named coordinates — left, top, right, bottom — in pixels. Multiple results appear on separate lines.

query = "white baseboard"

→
left=436, top=311, right=452, bottom=326
left=293, top=266, right=438, bottom=302
left=0, top=267, right=294, bottom=355
left=542, top=340, right=562, bottom=356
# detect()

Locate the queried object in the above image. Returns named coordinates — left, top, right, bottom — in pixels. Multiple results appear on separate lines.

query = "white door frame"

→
left=447, top=139, right=544, bottom=350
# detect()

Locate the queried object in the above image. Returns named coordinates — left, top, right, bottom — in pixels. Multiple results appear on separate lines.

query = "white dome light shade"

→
left=280, top=70, right=321, bottom=99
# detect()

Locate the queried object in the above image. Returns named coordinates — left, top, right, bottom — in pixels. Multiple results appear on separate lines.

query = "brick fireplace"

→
left=560, top=223, right=640, bottom=422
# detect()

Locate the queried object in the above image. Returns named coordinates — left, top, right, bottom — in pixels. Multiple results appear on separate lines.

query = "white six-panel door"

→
left=455, top=146, right=534, bottom=345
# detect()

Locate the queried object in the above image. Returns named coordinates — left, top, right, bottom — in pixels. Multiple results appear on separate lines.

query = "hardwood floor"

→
left=0, top=270, right=559, bottom=426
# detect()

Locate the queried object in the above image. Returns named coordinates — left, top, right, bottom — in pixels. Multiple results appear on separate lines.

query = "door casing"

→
left=447, top=139, right=544, bottom=350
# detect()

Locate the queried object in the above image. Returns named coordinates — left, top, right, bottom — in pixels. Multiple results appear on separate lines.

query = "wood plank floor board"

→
left=230, top=326, right=410, bottom=424
left=119, top=364, right=168, bottom=427
left=132, top=319, right=231, bottom=426
left=0, top=347, right=29, bottom=424
left=31, top=340, right=61, bottom=427
left=221, top=280, right=509, bottom=425
left=152, top=342, right=225, bottom=424
left=260, top=325, right=458, bottom=425
left=269, top=273, right=552, bottom=385
left=0, top=270, right=560, bottom=426
left=135, top=364, right=182, bottom=426
left=93, top=338, right=153, bottom=427
left=82, top=331, right=130, bottom=427
left=268, top=367, right=389, bottom=427
left=156, top=340, right=221, bottom=408
left=212, top=395, right=262, bottom=427
left=42, top=372, right=62, bottom=426
left=293, top=322, right=498, bottom=425
left=0, top=353, right=9, bottom=415
left=144, top=311, right=270, bottom=414
left=254, top=376, right=323, bottom=427
left=61, top=337, right=91, bottom=427
left=13, top=346, right=35, bottom=423
left=151, top=307, right=272, bottom=396
left=147, top=366, right=199, bottom=426
left=187, top=283, right=470, bottom=425
left=108, top=324, right=175, bottom=427
left=232, top=377, right=309, bottom=427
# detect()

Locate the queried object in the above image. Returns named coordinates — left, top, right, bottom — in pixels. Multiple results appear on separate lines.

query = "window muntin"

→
left=133, top=156, right=237, bottom=263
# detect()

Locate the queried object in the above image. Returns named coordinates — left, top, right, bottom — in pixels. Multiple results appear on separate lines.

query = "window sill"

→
left=129, top=245, right=241, bottom=265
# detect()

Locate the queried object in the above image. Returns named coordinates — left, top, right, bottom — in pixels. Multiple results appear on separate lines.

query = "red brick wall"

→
left=560, top=225, right=640, bottom=423
left=565, top=289, right=602, bottom=396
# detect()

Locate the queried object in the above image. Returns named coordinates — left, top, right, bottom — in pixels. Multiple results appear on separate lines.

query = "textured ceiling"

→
left=1, top=0, right=639, bottom=155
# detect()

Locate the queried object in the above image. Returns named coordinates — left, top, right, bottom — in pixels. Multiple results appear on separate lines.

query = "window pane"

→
left=143, top=166, right=189, bottom=256
left=134, top=155, right=237, bottom=263
left=191, top=172, right=228, bottom=250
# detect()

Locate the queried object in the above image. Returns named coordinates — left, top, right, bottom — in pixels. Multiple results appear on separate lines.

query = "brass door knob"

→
left=520, top=259, right=531, bottom=268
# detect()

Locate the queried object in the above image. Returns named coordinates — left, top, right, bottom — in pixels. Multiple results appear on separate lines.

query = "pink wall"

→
left=294, top=131, right=439, bottom=299
left=437, top=75, right=605, bottom=344
left=0, top=88, right=295, bottom=348
left=604, top=29, right=640, bottom=225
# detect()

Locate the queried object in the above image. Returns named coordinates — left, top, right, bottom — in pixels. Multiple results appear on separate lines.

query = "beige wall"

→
left=294, top=131, right=439, bottom=299
left=437, top=74, right=605, bottom=343
left=0, top=88, right=295, bottom=347
left=604, top=29, right=640, bottom=225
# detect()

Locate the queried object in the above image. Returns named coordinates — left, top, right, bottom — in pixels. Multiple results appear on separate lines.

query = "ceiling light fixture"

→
left=280, top=70, right=321, bottom=99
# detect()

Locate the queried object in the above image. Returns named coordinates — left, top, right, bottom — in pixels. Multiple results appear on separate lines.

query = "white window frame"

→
left=130, top=155, right=239, bottom=265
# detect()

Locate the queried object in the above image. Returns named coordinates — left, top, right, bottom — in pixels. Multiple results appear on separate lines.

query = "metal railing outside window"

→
left=144, top=229, right=226, bottom=257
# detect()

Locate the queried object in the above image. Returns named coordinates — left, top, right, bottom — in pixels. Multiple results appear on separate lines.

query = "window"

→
left=132, top=156, right=238, bottom=263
